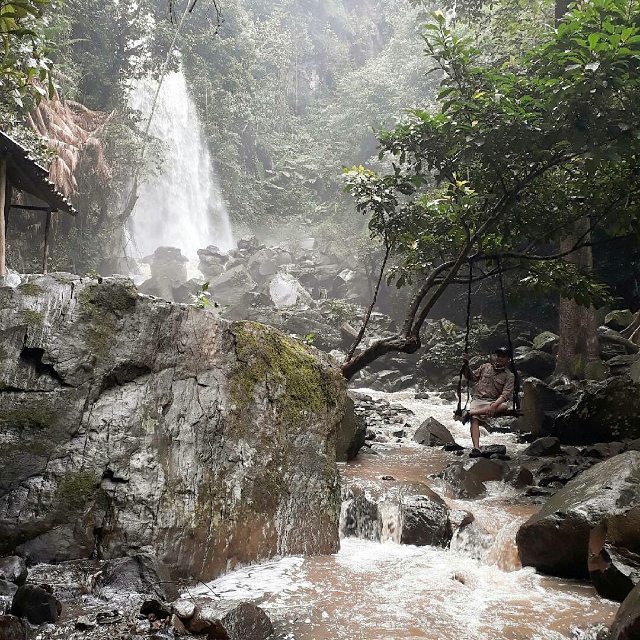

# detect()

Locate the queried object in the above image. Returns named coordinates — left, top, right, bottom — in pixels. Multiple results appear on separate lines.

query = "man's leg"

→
left=470, top=416, right=481, bottom=449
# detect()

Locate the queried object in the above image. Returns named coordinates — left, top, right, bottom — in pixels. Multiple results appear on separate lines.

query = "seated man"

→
left=460, top=346, right=514, bottom=453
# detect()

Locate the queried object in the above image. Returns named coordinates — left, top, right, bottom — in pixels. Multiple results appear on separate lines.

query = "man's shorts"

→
left=471, top=399, right=509, bottom=414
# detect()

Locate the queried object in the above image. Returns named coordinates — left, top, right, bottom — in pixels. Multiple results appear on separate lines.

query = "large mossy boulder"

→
left=553, top=376, right=640, bottom=444
left=516, top=451, right=640, bottom=600
left=0, top=275, right=346, bottom=581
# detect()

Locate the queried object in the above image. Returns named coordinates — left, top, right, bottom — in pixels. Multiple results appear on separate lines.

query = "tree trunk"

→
left=555, top=219, right=600, bottom=379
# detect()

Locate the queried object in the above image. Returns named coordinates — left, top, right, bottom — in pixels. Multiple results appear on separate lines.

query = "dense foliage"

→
left=342, top=0, right=640, bottom=377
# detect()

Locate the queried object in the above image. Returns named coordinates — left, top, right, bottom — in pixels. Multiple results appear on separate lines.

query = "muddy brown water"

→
left=191, top=390, right=619, bottom=640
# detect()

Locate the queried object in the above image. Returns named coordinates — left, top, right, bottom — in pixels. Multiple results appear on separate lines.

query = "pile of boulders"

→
left=0, top=555, right=62, bottom=639
left=351, top=392, right=414, bottom=450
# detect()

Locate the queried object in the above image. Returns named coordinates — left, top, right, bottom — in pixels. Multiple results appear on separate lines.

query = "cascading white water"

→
left=127, top=70, right=234, bottom=260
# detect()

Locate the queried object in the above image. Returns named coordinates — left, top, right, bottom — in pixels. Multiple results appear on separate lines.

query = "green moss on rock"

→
left=55, top=471, right=97, bottom=513
left=17, top=282, right=43, bottom=297
left=229, top=321, right=342, bottom=425
left=21, top=310, right=43, bottom=328
left=0, top=406, right=54, bottom=429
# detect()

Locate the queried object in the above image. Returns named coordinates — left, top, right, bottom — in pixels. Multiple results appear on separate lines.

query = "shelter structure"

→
left=0, top=129, right=76, bottom=277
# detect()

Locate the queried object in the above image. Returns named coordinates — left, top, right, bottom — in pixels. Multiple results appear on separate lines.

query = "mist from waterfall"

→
left=127, top=70, right=234, bottom=260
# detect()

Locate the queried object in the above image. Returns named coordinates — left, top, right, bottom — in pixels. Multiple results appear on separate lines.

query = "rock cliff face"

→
left=0, top=274, right=346, bottom=581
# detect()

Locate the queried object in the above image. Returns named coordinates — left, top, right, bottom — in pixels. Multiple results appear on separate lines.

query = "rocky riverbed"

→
left=4, top=390, right=639, bottom=640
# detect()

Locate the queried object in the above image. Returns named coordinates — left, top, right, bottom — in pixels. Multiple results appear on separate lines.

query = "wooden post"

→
left=42, top=209, right=52, bottom=274
left=0, top=158, right=6, bottom=278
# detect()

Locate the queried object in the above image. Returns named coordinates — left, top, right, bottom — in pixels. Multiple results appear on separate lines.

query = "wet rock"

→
left=75, top=615, right=96, bottom=630
left=443, top=462, right=486, bottom=499
left=449, top=509, right=475, bottom=530
left=0, top=276, right=345, bottom=580
left=0, top=582, right=17, bottom=598
left=341, top=486, right=382, bottom=541
left=589, top=540, right=640, bottom=602
left=398, top=483, right=452, bottom=547
left=188, top=600, right=273, bottom=639
left=0, top=559, right=26, bottom=587
left=413, top=417, right=455, bottom=447
left=608, top=354, right=640, bottom=377
left=336, top=396, right=366, bottom=461
left=209, top=264, right=256, bottom=307
left=606, top=310, right=635, bottom=332
left=506, top=466, right=534, bottom=489
left=598, top=327, right=639, bottom=359
left=443, top=442, right=464, bottom=452
left=463, top=458, right=508, bottom=483
left=514, top=350, right=556, bottom=380
left=269, top=272, right=312, bottom=308
left=523, top=437, right=562, bottom=457
left=478, top=444, right=506, bottom=457
left=95, top=554, right=178, bottom=602
left=392, top=428, right=406, bottom=438
left=171, top=613, right=189, bottom=635
left=0, top=615, right=27, bottom=640
left=516, top=451, right=640, bottom=588
left=554, top=376, right=640, bottom=444
left=582, top=442, right=627, bottom=459
left=140, top=599, right=172, bottom=620
left=532, top=331, right=560, bottom=354
left=247, top=248, right=278, bottom=282
left=171, top=599, right=196, bottom=620
left=11, top=584, right=62, bottom=625
left=139, top=246, right=189, bottom=302
left=609, top=581, right=640, bottom=640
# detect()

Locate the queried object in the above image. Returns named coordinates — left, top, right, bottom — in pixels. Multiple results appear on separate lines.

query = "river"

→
left=191, top=390, right=618, bottom=639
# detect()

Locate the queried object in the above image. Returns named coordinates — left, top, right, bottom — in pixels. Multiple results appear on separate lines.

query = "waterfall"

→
left=127, top=70, right=234, bottom=260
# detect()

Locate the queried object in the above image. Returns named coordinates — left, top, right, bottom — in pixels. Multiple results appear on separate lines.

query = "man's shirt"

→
left=471, top=363, right=514, bottom=402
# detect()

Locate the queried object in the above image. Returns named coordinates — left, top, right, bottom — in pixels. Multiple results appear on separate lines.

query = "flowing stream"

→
left=127, top=70, right=234, bottom=260
left=190, top=391, right=618, bottom=639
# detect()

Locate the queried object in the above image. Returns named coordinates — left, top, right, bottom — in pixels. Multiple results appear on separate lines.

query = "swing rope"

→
left=496, top=256, right=521, bottom=412
left=455, top=258, right=474, bottom=417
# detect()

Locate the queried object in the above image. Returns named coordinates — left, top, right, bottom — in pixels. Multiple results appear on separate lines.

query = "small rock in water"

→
left=392, top=429, right=406, bottom=438
left=479, top=444, right=507, bottom=457
left=171, top=599, right=196, bottom=620
left=140, top=599, right=172, bottom=620
left=75, top=615, right=96, bottom=630
left=442, top=442, right=464, bottom=452
left=380, top=475, right=396, bottom=481
left=10, top=584, right=62, bottom=625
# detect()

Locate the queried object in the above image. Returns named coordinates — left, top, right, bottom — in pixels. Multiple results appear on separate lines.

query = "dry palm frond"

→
left=28, top=87, right=114, bottom=196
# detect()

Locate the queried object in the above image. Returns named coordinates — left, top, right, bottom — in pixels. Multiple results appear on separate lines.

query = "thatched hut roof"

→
left=0, top=129, right=76, bottom=216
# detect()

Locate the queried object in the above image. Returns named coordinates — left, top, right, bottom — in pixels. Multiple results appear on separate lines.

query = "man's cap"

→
left=494, top=346, right=510, bottom=357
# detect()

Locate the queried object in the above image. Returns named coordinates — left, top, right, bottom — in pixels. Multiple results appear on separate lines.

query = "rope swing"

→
left=455, top=257, right=522, bottom=417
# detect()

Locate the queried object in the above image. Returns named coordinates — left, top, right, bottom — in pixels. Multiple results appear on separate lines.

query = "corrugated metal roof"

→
left=0, top=129, right=77, bottom=216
